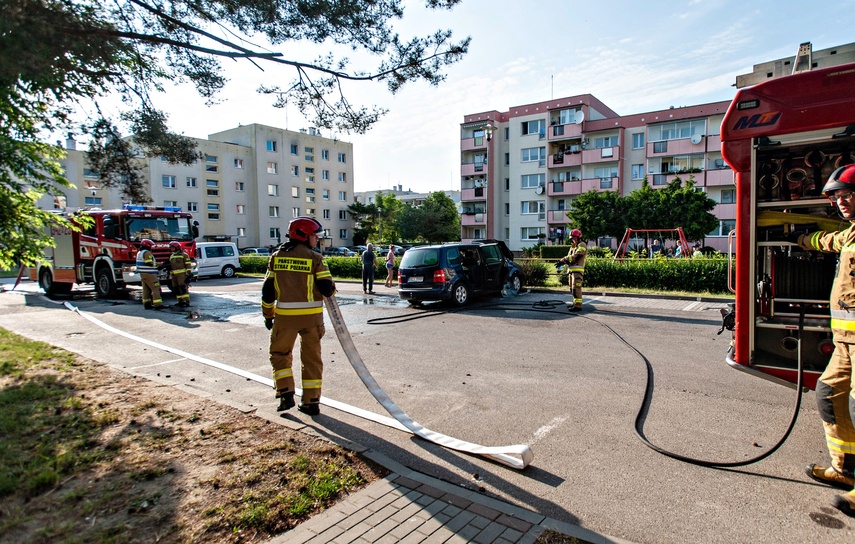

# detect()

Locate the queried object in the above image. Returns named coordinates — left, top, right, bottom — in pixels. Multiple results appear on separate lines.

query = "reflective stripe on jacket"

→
left=261, top=244, right=332, bottom=326
left=136, top=249, right=158, bottom=275
left=565, top=243, right=587, bottom=273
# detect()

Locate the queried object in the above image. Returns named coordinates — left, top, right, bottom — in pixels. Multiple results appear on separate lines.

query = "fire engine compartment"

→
left=751, top=134, right=854, bottom=374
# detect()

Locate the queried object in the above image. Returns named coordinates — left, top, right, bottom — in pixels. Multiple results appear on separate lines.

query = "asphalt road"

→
left=1, top=276, right=851, bottom=543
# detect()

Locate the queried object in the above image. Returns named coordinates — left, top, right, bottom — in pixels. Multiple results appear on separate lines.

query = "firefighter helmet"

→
left=570, top=229, right=582, bottom=239
left=822, top=164, right=855, bottom=197
left=140, top=239, right=155, bottom=248
left=169, top=241, right=182, bottom=251
left=288, top=216, right=324, bottom=242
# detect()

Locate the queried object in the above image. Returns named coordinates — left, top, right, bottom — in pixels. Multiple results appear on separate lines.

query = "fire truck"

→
left=720, top=45, right=855, bottom=389
left=31, top=205, right=197, bottom=298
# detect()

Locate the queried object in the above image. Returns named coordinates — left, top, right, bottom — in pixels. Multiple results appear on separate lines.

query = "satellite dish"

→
left=691, top=134, right=703, bottom=145
left=575, top=110, right=585, bottom=124
left=535, top=186, right=545, bottom=195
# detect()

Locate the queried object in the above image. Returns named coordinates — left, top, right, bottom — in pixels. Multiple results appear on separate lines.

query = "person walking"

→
left=262, top=217, right=336, bottom=416
left=384, top=244, right=396, bottom=287
left=790, top=164, right=855, bottom=516
left=556, top=229, right=587, bottom=311
left=361, top=243, right=377, bottom=294
left=168, top=241, right=192, bottom=307
left=136, top=239, right=163, bottom=310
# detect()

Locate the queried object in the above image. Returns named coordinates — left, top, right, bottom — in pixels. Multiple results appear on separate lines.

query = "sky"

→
left=89, top=0, right=855, bottom=194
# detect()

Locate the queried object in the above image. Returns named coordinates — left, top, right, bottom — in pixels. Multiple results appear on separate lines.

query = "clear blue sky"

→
left=91, top=0, right=855, bottom=194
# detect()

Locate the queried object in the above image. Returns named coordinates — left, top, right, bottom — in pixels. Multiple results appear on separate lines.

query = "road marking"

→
left=682, top=301, right=702, bottom=312
left=130, top=357, right=188, bottom=368
left=531, top=417, right=568, bottom=444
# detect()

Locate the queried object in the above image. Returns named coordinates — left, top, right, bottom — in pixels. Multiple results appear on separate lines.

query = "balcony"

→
left=704, top=167, right=734, bottom=186
left=461, top=212, right=487, bottom=226
left=547, top=210, right=570, bottom=224
left=461, top=162, right=487, bottom=177
left=581, top=177, right=618, bottom=192
left=548, top=180, right=582, bottom=196
left=461, top=137, right=487, bottom=152
left=461, top=187, right=487, bottom=202
left=581, top=145, right=620, bottom=164
left=548, top=152, right=582, bottom=168
left=548, top=123, right=583, bottom=141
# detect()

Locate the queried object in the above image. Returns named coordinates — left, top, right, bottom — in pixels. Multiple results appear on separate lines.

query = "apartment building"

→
left=355, top=185, right=460, bottom=208
left=460, top=98, right=734, bottom=252
left=41, top=123, right=355, bottom=249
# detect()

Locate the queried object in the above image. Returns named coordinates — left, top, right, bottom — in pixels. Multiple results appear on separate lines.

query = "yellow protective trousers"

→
left=816, top=340, right=855, bottom=479
left=570, top=272, right=584, bottom=308
left=269, top=323, right=325, bottom=405
left=140, top=273, right=162, bottom=307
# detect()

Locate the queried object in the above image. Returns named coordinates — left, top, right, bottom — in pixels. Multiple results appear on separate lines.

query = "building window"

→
left=290, top=144, right=298, bottom=155
left=270, top=227, right=280, bottom=240
left=650, top=120, right=706, bottom=142
left=653, top=141, right=667, bottom=153
left=521, top=147, right=546, bottom=163
left=521, top=119, right=546, bottom=137
left=269, top=206, right=279, bottom=218
left=84, top=196, right=102, bottom=206
left=338, top=210, right=348, bottom=220
left=306, top=188, right=315, bottom=195
left=521, top=227, right=544, bottom=241
left=208, top=213, right=220, bottom=221
left=83, top=168, right=99, bottom=178
left=235, top=181, right=244, bottom=192
left=338, top=191, right=347, bottom=201
left=594, top=136, right=618, bottom=148
left=268, top=184, right=279, bottom=197
left=520, top=201, right=542, bottom=214
left=632, top=133, right=645, bottom=149
left=162, top=175, right=176, bottom=188
left=323, top=209, right=330, bottom=219
left=709, top=219, right=736, bottom=237
left=234, top=158, right=244, bottom=169
left=266, top=140, right=277, bottom=152
left=291, top=186, right=299, bottom=198
left=521, top=173, right=545, bottom=189
left=207, top=203, right=220, bottom=212
left=631, top=164, right=644, bottom=180
left=237, top=227, right=246, bottom=237
left=186, top=177, right=197, bottom=187
left=205, top=164, right=218, bottom=173
left=322, top=189, right=330, bottom=200
left=291, top=165, right=299, bottom=176
left=337, top=152, right=346, bottom=163
left=206, top=179, right=218, bottom=188
left=236, top=204, right=245, bottom=214
left=164, top=200, right=178, bottom=208
left=205, top=154, right=217, bottom=163
left=338, top=172, right=347, bottom=182
left=292, top=207, right=300, bottom=218
left=305, top=168, right=315, bottom=183
left=321, top=169, right=329, bottom=181
left=339, top=229, right=347, bottom=239
left=721, top=189, right=736, bottom=204
left=322, top=149, right=329, bottom=160
left=267, top=162, right=278, bottom=174
left=187, top=202, right=198, bottom=212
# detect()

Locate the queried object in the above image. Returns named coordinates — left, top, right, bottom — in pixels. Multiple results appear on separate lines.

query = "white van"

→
left=194, top=242, right=241, bottom=278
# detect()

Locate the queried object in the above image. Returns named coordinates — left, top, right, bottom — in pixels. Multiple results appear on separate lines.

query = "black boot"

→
left=298, top=403, right=320, bottom=416
left=277, top=391, right=295, bottom=412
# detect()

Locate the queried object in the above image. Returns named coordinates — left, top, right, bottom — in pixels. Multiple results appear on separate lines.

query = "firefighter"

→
left=790, top=164, right=855, bottom=516
left=261, top=217, right=336, bottom=416
left=168, top=241, right=192, bottom=307
left=136, top=239, right=163, bottom=310
left=557, top=228, right=587, bottom=311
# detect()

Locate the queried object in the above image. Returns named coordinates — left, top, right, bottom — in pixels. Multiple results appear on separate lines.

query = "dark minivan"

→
left=397, top=240, right=523, bottom=306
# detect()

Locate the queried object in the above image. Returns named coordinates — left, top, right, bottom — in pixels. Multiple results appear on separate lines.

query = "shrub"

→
left=517, top=259, right=551, bottom=286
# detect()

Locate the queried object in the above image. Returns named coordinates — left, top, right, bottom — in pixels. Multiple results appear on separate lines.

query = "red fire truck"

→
left=31, top=205, right=197, bottom=298
left=720, top=54, right=855, bottom=389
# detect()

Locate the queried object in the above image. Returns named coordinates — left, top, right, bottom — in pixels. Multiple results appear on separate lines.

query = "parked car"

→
left=349, top=245, right=368, bottom=254
left=195, top=242, right=241, bottom=278
left=397, top=240, right=524, bottom=306
left=240, top=247, right=271, bottom=255
left=323, top=247, right=358, bottom=257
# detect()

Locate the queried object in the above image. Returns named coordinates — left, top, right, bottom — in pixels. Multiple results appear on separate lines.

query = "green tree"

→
left=374, top=192, right=405, bottom=244
left=1, top=0, right=469, bottom=269
left=398, top=191, right=460, bottom=243
left=346, top=201, right=378, bottom=246
left=566, top=190, right=626, bottom=241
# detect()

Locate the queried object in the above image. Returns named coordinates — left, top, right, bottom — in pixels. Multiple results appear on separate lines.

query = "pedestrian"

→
left=361, top=243, right=377, bottom=294
left=262, top=217, right=336, bottom=416
left=384, top=244, right=396, bottom=287
left=692, top=244, right=703, bottom=258
left=556, top=228, right=586, bottom=311
left=789, top=164, right=855, bottom=516
left=136, top=239, right=163, bottom=310
left=675, top=244, right=683, bottom=258
left=168, top=241, right=192, bottom=307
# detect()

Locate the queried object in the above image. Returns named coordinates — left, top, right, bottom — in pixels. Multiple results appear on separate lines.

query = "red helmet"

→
left=570, top=229, right=582, bottom=239
left=169, top=241, right=182, bottom=251
left=823, top=164, right=855, bottom=198
left=288, top=216, right=324, bottom=242
left=140, top=239, right=155, bottom=248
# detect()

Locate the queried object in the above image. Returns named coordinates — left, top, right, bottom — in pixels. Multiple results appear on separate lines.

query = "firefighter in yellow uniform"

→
left=557, top=228, right=586, bottom=311
left=791, top=165, right=855, bottom=516
left=261, top=217, right=336, bottom=416
left=136, top=239, right=162, bottom=310
left=168, top=241, right=193, bottom=307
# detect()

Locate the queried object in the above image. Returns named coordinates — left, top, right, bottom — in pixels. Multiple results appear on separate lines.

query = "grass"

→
left=0, top=327, right=387, bottom=543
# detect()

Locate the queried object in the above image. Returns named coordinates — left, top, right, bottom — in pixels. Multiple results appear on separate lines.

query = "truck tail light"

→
left=818, top=339, right=835, bottom=357
left=433, top=269, right=447, bottom=283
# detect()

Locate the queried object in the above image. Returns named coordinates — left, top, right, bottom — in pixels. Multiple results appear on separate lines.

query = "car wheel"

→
left=451, top=282, right=469, bottom=306
left=510, top=274, right=522, bottom=292
left=221, top=264, right=236, bottom=278
left=95, top=267, right=117, bottom=298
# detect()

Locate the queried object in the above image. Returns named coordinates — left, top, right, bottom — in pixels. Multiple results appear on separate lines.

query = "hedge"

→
left=238, top=255, right=397, bottom=279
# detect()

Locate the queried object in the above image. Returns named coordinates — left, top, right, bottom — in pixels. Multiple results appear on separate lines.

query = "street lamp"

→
left=377, top=206, right=383, bottom=243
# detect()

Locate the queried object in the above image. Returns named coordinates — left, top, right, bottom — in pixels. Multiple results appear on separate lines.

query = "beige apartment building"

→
left=42, top=123, right=355, bottom=249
